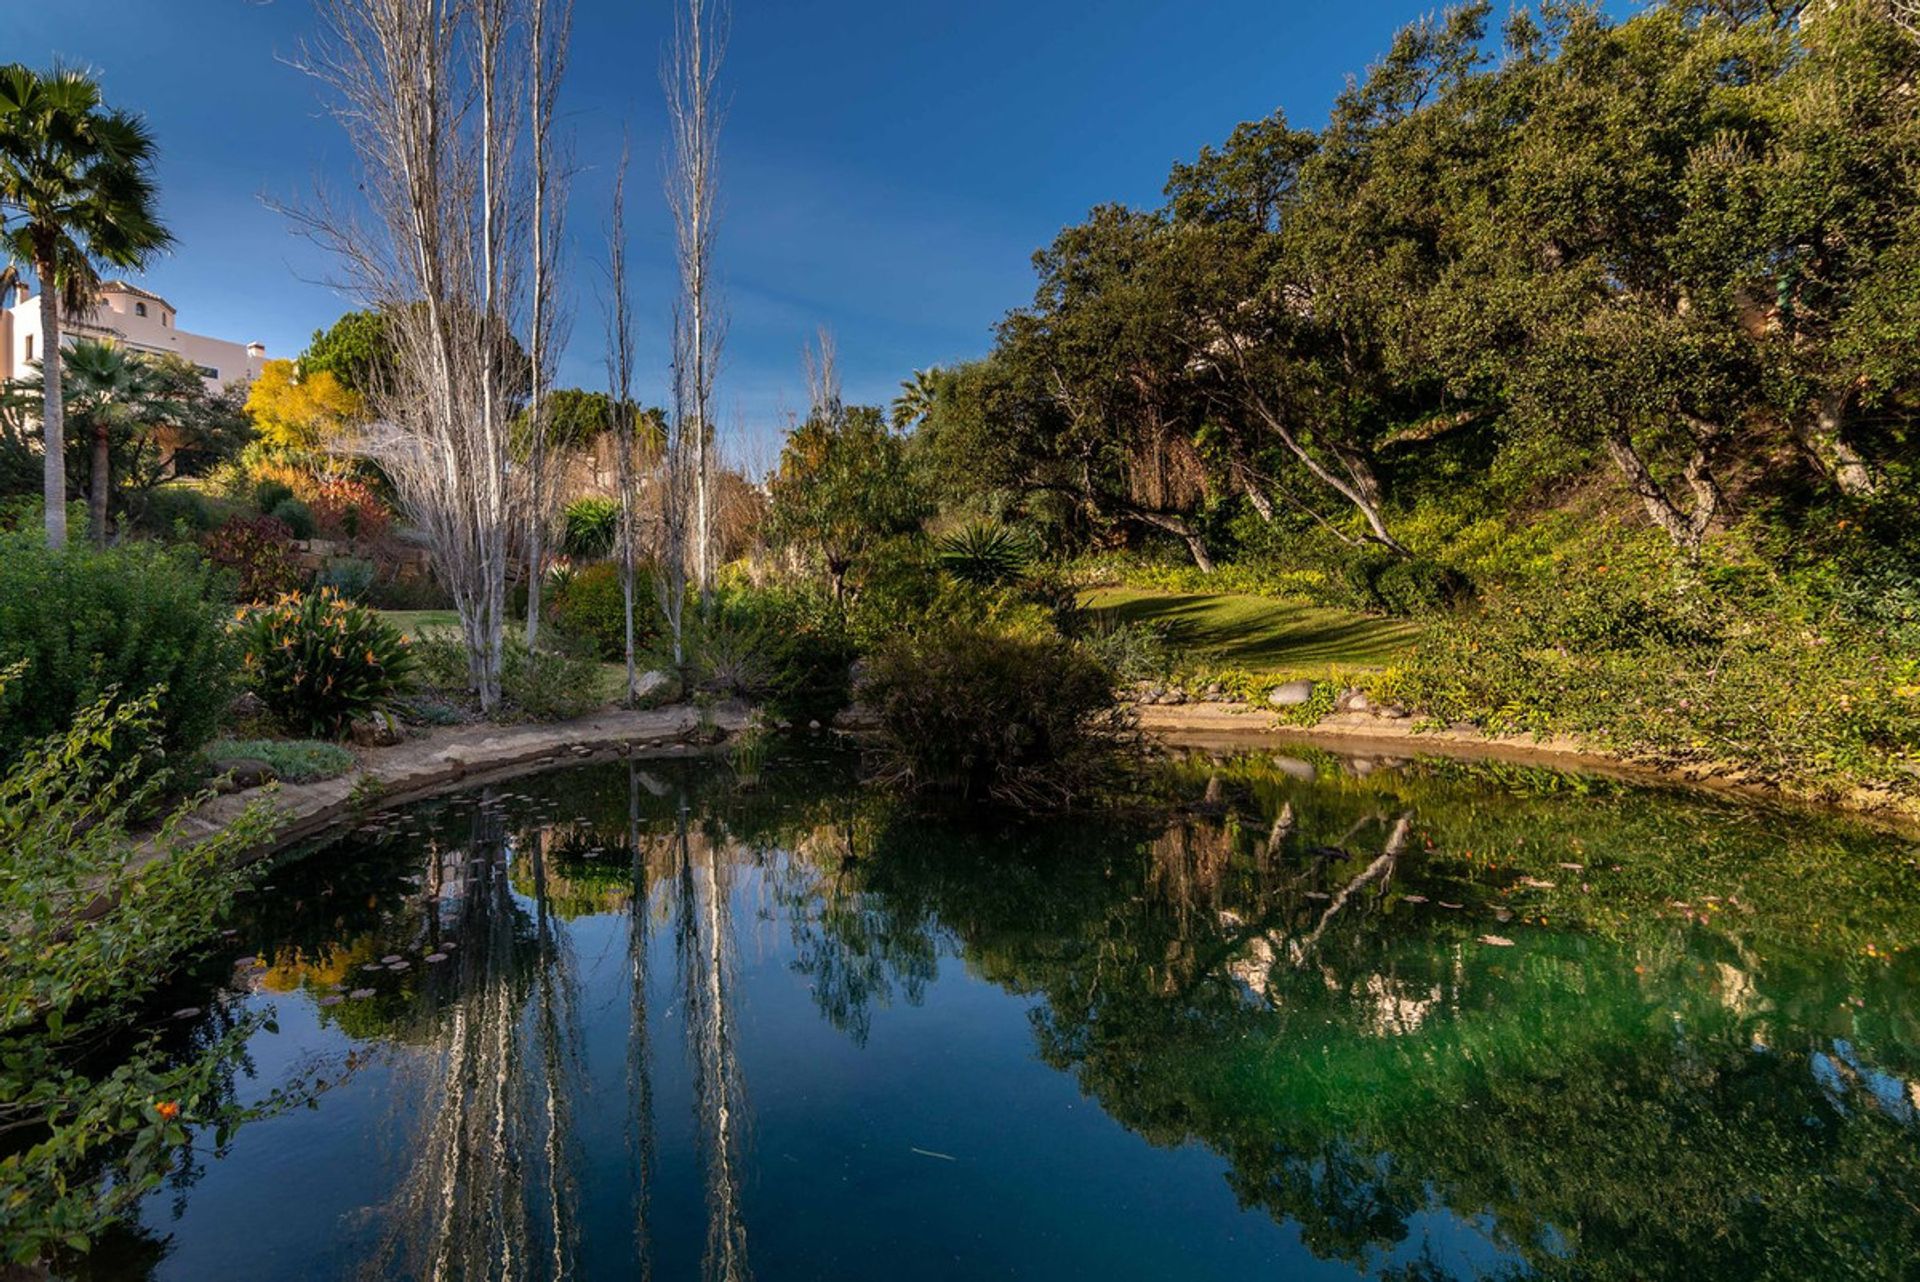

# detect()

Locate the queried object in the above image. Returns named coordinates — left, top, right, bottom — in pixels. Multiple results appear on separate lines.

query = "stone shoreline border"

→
left=1133, top=702, right=1920, bottom=831
left=173, top=702, right=753, bottom=863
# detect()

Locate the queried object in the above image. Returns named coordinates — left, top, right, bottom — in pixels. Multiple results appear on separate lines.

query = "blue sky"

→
left=11, top=0, right=1499, bottom=457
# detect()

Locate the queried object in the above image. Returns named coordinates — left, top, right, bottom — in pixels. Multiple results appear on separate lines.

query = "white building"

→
left=0, top=279, right=267, bottom=391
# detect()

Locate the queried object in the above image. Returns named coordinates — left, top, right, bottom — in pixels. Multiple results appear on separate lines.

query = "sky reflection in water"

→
left=95, top=744, right=1920, bottom=1280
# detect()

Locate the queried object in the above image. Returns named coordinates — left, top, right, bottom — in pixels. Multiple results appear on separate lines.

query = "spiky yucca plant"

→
left=936, top=521, right=1032, bottom=587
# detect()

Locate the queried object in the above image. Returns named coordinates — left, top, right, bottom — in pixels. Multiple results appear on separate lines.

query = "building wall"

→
left=0, top=282, right=266, bottom=392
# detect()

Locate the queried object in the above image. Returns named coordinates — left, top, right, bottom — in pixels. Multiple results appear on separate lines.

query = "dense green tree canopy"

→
left=923, top=1, right=1920, bottom=569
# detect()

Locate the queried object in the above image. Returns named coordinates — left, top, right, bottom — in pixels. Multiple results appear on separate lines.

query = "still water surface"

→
left=94, top=744, right=1920, bottom=1279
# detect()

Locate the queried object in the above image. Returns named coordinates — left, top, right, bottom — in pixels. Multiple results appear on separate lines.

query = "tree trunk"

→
left=1242, top=392, right=1408, bottom=555
left=1603, top=428, right=1720, bottom=554
left=1132, top=508, right=1215, bottom=573
left=1797, top=384, right=1875, bottom=498
left=90, top=422, right=110, bottom=546
left=36, top=265, right=66, bottom=550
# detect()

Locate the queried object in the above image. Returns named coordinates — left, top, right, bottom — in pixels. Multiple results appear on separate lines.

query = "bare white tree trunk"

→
left=663, top=0, right=728, bottom=612
left=523, top=0, right=574, bottom=647
left=605, top=144, right=644, bottom=702
left=294, top=0, right=542, bottom=715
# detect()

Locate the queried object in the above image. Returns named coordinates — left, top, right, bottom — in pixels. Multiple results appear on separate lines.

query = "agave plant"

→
left=936, top=521, right=1033, bottom=587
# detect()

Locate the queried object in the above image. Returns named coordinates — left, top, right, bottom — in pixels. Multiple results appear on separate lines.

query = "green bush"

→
left=560, top=496, right=621, bottom=560
left=710, top=584, right=858, bottom=723
left=253, top=477, right=295, bottom=514
left=316, top=557, right=376, bottom=601
left=501, top=637, right=604, bottom=721
left=1394, top=544, right=1920, bottom=797
left=0, top=533, right=236, bottom=771
left=411, top=628, right=605, bottom=721
left=138, top=484, right=218, bottom=536
left=269, top=496, right=316, bottom=540
left=862, top=625, right=1133, bottom=811
left=0, top=676, right=282, bottom=1264
left=240, top=589, right=415, bottom=737
left=548, top=560, right=653, bottom=659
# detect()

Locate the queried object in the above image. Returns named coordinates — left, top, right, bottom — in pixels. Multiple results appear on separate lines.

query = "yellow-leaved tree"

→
left=244, top=359, right=364, bottom=453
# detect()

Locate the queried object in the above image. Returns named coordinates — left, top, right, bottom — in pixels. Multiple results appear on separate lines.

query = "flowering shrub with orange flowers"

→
left=240, top=589, right=414, bottom=737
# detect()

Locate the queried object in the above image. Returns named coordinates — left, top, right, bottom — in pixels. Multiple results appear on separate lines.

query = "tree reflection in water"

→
left=110, top=745, right=1920, bottom=1280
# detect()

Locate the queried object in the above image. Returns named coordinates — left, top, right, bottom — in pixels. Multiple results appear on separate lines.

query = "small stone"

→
left=1402, top=894, right=1428, bottom=904
left=1343, top=691, right=1370, bottom=713
left=1438, top=901, right=1464, bottom=909
left=350, top=709, right=404, bottom=747
left=172, top=1007, right=201, bottom=1020
left=318, top=995, right=344, bottom=1007
left=1478, top=934, right=1516, bottom=947
left=380, top=955, right=403, bottom=964
left=425, top=953, right=448, bottom=963
left=387, top=961, right=410, bottom=971
left=1376, top=704, right=1411, bottom=720
left=363, top=963, right=385, bottom=972
left=348, top=988, right=376, bottom=1000
left=1304, top=891, right=1330, bottom=900
left=1267, top=679, right=1316, bottom=708
left=210, top=757, right=276, bottom=792
left=633, top=669, right=672, bottom=699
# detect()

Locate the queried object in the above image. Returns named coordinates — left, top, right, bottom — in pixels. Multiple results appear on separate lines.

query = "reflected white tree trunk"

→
left=674, top=797, right=750, bottom=1282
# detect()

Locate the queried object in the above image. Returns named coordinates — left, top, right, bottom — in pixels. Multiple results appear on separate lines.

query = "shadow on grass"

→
left=1081, top=590, right=1418, bottom=673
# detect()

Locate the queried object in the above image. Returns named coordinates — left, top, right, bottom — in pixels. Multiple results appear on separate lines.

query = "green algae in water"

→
left=74, top=745, right=1920, bottom=1280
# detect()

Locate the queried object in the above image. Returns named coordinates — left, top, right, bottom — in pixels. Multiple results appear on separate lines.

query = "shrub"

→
left=316, top=557, right=376, bottom=601
left=0, top=678, right=282, bottom=1264
left=204, top=514, right=304, bottom=603
left=937, top=521, right=1032, bottom=587
left=1076, top=617, right=1178, bottom=684
left=549, top=560, right=653, bottom=659
left=269, top=496, right=316, bottom=539
left=0, top=534, right=236, bottom=770
left=560, top=496, right=621, bottom=560
left=139, top=484, right=218, bottom=536
left=501, top=637, right=604, bottom=721
left=253, top=477, right=295, bottom=514
left=710, top=584, right=858, bottom=722
left=309, top=476, right=392, bottom=542
left=862, top=625, right=1134, bottom=811
left=411, top=628, right=605, bottom=721
left=1394, top=546, right=1920, bottom=797
left=240, top=590, right=415, bottom=737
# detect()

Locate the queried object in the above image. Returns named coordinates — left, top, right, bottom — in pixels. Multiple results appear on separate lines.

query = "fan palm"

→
left=890, top=367, right=940, bottom=431
left=0, top=63, right=172, bottom=549
left=63, top=338, right=164, bottom=544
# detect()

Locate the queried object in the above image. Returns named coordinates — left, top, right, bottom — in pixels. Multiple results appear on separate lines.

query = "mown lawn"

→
left=1079, top=588, right=1418, bottom=675
left=379, top=609, right=464, bottom=638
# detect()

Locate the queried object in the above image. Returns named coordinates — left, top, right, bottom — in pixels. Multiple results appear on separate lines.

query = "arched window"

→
left=135, top=302, right=147, bottom=317
left=23, top=335, right=33, bottom=363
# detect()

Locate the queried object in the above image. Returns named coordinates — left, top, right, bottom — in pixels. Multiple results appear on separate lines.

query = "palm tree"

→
left=890, top=366, right=940, bottom=431
left=0, top=64, right=171, bottom=549
left=62, top=338, right=160, bottom=545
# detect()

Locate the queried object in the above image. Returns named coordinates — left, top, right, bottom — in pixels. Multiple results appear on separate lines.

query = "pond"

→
left=83, top=742, right=1920, bottom=1280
